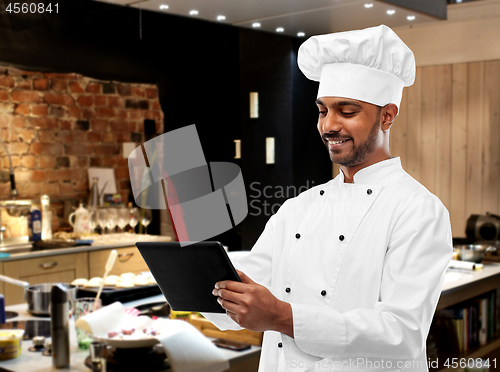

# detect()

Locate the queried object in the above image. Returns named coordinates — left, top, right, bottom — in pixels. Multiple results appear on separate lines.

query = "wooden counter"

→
left=0, top=233, right=171, bottom=305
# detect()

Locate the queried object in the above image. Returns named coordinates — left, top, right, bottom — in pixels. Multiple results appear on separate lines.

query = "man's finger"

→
left=236, top=270, right=256, bottom=284
left=216, top=288, right=243, bottom=305
left=218, top=296, right=239, bottom=314
left=214, top=280, right=247, bottom=293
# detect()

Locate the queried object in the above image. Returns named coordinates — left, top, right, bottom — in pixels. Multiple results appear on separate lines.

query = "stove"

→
left=84, top=346, right=171, bottom=372
left=0, top=320, right=51, bottom=340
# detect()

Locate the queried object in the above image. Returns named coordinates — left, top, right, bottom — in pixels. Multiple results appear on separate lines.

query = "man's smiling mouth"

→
left=328, top=139, right=350, bottom=145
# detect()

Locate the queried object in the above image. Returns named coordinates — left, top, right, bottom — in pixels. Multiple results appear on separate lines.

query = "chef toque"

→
left=297, top=24, right=415, bottom=109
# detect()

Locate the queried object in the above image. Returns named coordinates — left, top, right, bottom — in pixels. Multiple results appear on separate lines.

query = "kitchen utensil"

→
left=74, top=298, right=102, bottom=349
left=476, top=240, right=500, bottom=254
left=97, top=208, right=108, bottom=234
left=76, top=284, right=162, bottom=306
left=40, top=195, right=52, bottom=240
left=88, top=315, right=160, bottom=349
left=89, top=207, right=98, bottom=234
left=140, top=209, right=152, bottom=234
left=116, top=208, right=129, bottom=233
left=128, top=207, right=139, bottom=233
left=136, top=301, right=170, bottom=318
left=89, top=341, right=107, bottom=372
left=28, top=283, right=77, bottom=316
left=42, top=341, right=52, bottom=356
left=466, top=213, right=500, bottom=241
left=69, top=203, right=91, bottom=234
left=33, top=239, right=77, bottom=249
left=2, top=201, right=31, bottom=217
left=32, top=239, right=93, bottom=250
left=453, top=244, right=497, bottom=263
left=29, top=336, right=46, bottom=352
left=0, top=320, right=51, bottom=340
left=104, top=208, right=118, bottom=234
left=88, top=178, right=109, bottom=208
left=95, top=249, right=118, bottom=303
left=0, top=275, right=77, bottom=316
left=50, top=284, right=70, bottom=368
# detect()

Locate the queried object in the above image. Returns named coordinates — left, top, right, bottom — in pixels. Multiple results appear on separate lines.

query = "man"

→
left=203, top=25, right=453, bottom=372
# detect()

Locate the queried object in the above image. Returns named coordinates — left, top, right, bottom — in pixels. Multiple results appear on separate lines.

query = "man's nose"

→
left=321, top=113, right=342, bottom=134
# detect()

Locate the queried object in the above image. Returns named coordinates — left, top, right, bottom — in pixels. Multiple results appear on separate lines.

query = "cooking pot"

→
left=453, top=244, right=497, bottom=263
left=0, top=275, right=77, bottom=316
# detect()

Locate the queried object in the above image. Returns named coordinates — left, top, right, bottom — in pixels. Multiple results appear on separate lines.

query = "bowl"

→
left=453, top=244, right=496, bottom=263
left=0, top=330, right=24, bottom=360
left=2, top=202, right=31, bottom=217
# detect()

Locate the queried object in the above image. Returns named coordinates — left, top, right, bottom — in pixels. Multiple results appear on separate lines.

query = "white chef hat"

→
left=297, top=24, right=415, bottom=109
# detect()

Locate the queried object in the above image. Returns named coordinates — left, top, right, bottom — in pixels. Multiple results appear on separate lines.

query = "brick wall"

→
left=0, top=65, right=163, bottom=233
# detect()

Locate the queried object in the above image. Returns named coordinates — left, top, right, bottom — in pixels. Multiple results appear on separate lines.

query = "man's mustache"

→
left=322, top=133, right=351, bottom=142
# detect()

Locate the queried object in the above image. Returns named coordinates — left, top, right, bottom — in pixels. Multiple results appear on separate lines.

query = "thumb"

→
left=236, top=270, right=255, bottom=284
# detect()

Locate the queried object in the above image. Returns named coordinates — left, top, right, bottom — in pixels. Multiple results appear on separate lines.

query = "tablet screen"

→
left=136, top=241, right=241, bottom=313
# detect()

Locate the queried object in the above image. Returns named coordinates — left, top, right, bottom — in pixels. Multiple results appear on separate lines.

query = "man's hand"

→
left=213, top=270, right=294, bottom=338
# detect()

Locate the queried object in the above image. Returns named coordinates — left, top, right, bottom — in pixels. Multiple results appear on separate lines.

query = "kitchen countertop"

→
left=0, top=233, right=172, bottom=262
left=442, top=261, right=500, bottom=292
left=0, top=294, right=261, bottom=372
left=438, top=261, right=500, bottom=310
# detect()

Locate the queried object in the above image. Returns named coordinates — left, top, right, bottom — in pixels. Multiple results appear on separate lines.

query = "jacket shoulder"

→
left=387, top=169, right=448, bottom=212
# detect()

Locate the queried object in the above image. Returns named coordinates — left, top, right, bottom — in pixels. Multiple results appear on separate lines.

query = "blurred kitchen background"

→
left=0, top=0, right=496, bottom=250
left=0, top=0, right=498, bottom=370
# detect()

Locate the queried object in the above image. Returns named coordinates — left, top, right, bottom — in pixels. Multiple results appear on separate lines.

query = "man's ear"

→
left=381, top=104, right=398, bottom=131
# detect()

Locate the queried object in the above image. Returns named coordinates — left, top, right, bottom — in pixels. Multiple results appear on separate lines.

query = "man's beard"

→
left=327, top=117, right=381, bottom=167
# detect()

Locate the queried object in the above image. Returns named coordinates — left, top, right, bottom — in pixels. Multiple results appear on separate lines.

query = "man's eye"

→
left=318, top=111, right=327, bottom=115
left=341, top=112, right=355, bottom=116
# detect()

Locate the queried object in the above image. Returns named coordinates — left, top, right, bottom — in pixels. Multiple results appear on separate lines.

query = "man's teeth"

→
left=329, top=139, right=349, bottom=144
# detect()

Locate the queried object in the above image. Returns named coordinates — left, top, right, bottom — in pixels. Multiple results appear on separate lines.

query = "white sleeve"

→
left=201, top=211, right=277, bottom=331
left=292, top=196, right=453, bottom=361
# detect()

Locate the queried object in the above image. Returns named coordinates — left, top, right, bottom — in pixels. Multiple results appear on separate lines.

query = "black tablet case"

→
left=135, top=241, right=241, bottom=313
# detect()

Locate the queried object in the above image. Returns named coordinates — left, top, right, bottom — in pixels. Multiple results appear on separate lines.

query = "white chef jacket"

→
left=203, top=157, right=453, bottom=372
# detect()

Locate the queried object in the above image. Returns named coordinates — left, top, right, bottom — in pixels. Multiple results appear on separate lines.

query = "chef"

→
left=203, top=25, right=453, bottom=372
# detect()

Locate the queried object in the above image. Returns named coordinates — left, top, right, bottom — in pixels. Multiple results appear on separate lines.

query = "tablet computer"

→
left=135, top=241, right=241, bottom=313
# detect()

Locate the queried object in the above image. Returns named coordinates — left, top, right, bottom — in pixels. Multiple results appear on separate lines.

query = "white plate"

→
left=89, top=315, right=161, bottom=348
left=90, top=333, right=160, bottom=348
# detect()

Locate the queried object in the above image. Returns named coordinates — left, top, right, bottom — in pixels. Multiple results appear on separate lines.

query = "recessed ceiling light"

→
left=217, top=15, right=226, bottom=21
left=297, top=32, right=305, bottom=37
left=252, top=22, right=261, bottom=28
left=276, top=27, right=284, bottom=33
left=407, top=15, right=415, bottom=21
left=387, top=9, right=396, bottom=15
left=364, top=3, right=373, bottom=8
left=189, top=10, right=198, bottom=16
left=159, top=4, right=169, bottom=10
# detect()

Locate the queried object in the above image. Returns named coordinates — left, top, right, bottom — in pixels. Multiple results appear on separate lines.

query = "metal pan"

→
left=0, top=274, right=77, bottom=316
left=453, top=244, right=497, bottom=263
left=476, top=240, right=500, bottom=254
left=33, top=239, right=78, bottom=249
